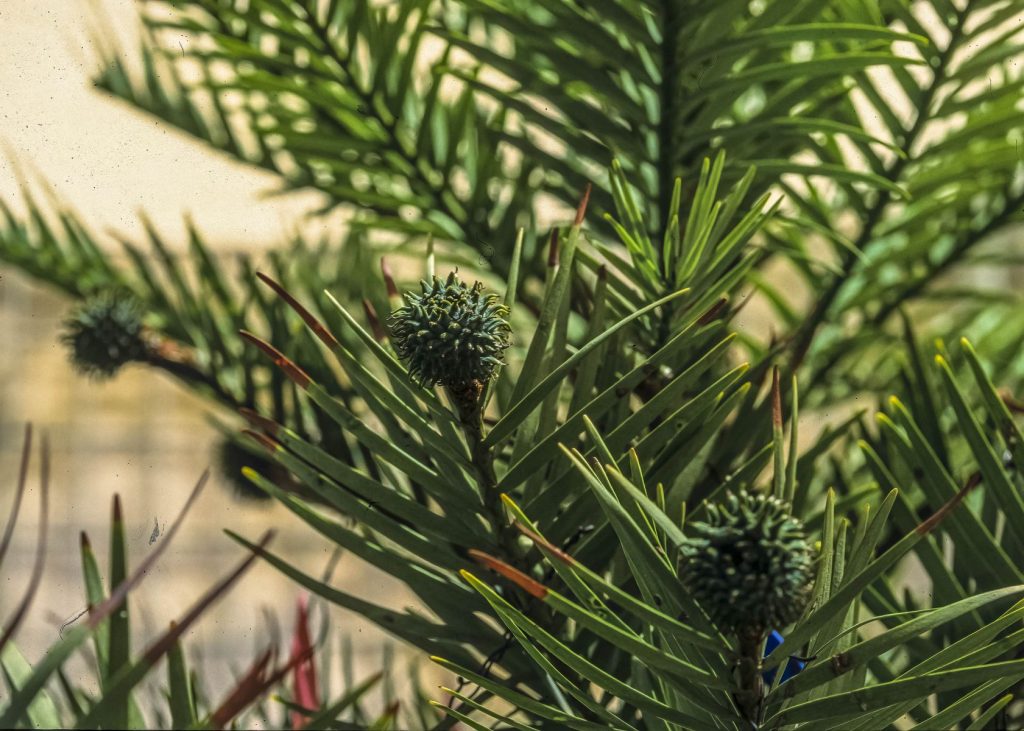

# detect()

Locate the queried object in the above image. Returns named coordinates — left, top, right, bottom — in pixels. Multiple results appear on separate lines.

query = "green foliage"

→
left=768, top=2, right=1024, bottom=402
left=0, top=0, right=1023, bottom=728
left=93, top=0, right=537, bottom=261
left=0, top=0, right=1018, bottom=451
left=221, top=166, right=1023, bottom=726
left=85, top=0, right=934, bottom=268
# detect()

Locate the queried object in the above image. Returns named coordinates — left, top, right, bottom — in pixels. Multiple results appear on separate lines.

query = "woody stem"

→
left=736, top=627, right=766, bottom=726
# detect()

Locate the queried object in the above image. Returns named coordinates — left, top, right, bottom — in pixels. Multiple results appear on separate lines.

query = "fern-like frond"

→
left=94, top=0, right=541, bottom=270
left=93, top=1, right=927, bottom=279
left=778, top=1, right=1024, bottom=390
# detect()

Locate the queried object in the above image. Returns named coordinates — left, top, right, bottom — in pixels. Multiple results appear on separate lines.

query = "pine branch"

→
left=787, top=4, right=971, bottom=371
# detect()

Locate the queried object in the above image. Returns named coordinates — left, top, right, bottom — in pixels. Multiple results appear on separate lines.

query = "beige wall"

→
left=0, top=0, right=337, bottom=250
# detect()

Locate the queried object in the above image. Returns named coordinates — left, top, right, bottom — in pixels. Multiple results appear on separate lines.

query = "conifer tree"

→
left=2, top=1, right=1023, bottom=727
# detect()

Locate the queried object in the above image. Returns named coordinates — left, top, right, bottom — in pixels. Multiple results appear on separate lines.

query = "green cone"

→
left=61, top=292, right=149, bottom=379
left=387, top=271, right=511, bottom=389
left=680, top=490, right=814, bottom=634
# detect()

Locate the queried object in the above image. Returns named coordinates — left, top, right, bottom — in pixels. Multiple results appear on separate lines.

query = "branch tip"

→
left=574, top=183, right=592, bottom=226
left=468, top=549, right=548, bottom=598
left=239, top=407, right=280, bottom=436
left=362, top=298, right=387, bottom=342
left=242, top=429, right=279, bottom=454
left=380, top=258, right=399, bottom=299
left=239, top=331, right=312, bottom=389
left=547, top=228, right=559, bottom=268
left=256, top=272, right=340, bottom=349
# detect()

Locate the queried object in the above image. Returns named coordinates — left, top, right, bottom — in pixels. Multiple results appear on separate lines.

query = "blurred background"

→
left=0, top=0, right=418, bottom=712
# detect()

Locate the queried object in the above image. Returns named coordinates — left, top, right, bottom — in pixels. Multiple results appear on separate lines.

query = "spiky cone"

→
left=387, top=271, right=511, bottom=394
left=680, top=489, right=814, bottom=635
left=61, top=292, right=150, bottom=379
left=681, top=490, right=813, bottom=722
left=63, top=291, right=243, bottom=409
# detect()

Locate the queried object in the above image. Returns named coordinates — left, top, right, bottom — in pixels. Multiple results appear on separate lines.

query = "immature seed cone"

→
left=387, top=272, right=511, bottom=389
left=61, top=292, right=149, bottom=379
left=680, top=490, right=814, bottom=634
